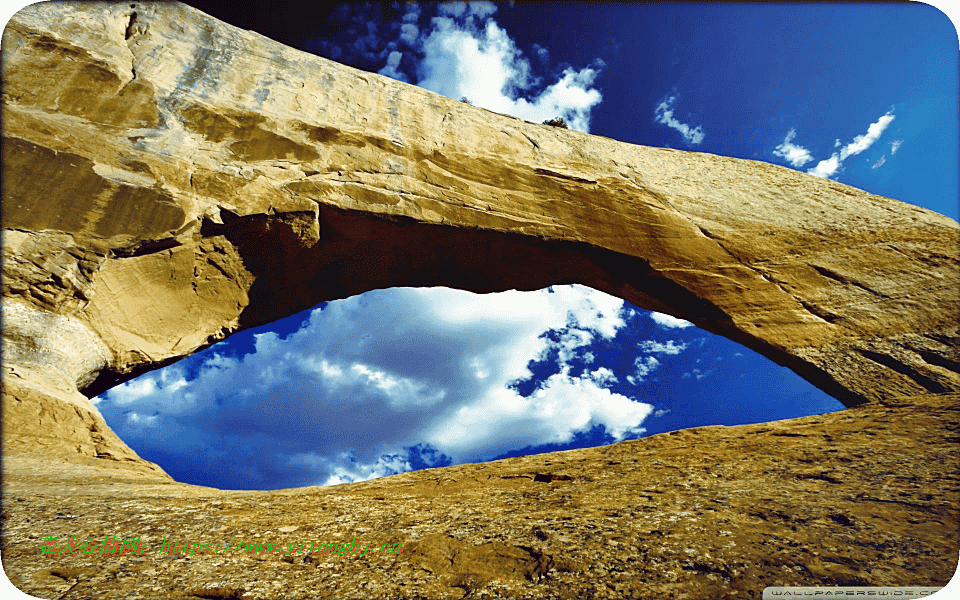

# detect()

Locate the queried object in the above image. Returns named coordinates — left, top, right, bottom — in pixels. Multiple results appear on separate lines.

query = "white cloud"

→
left=871, top=155, right=886, bottom=170
left=638, top=340, right=688, bottom=355
left=654, top=95, right=704, bottom=145
left=839, top=112, right=895, bottom=160
left=126, top=412, right=158, bottom=426
left=98, top=285, right=651, bottom=489
left=807, top=110, right=895, bottom=179
left=654, top=408, right=670, bottom=417
left=288, top=450, right=414, bottom=487
left=556, top=328, right=594, bottom=364
left=589, top=367, right=618, bottom=386
left=322, top=454, right=413, bottom=486
left=377, top=50, right=409, bottom=82
left=630, top=356, right=661, bottom=383
left=415, top=17, right=602, bottom=132
left=340, top=5, right=602, bottom=133
left=650, top=312, right=693, bottom=329
left=772, top=128, right=814, bottom=167
left=890, top=140, right=903, bottom=154
left=807, top=154, right=842, bottom=179
left=108, top=368, right=187, bottom=406
left=627, top=338, right=688, bottom=384
left=399, top=23, right=419, bottom=46
left=430, top=363, right=648, bottom=456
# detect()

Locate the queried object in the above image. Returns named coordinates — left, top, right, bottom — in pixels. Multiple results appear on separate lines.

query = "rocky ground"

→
left=2, top=392, right=957, bottom=600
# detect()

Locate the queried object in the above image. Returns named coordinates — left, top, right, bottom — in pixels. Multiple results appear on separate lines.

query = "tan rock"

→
left=1, top=2, right=958, bottom=598
left=2, top=393, right=957, bottom=599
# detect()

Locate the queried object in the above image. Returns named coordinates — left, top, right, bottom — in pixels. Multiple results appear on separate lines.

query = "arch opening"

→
left=91, top=284, right=845, bottom=491
left=77, top=201, right=885, bottom=409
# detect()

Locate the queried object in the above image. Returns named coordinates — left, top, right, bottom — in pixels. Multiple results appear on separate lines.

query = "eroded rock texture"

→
left=1, top=2, right=958, bottom=598
left=2, top=394, right=958, bottom=599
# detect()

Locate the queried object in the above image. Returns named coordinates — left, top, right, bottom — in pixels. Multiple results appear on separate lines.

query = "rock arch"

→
left=2, top=1, right=958, bottom=475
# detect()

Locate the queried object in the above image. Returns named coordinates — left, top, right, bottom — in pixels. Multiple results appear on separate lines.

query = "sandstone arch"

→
left=3, top=4, right=960, bottom=597
left=2, top=1, right=958, bottom=473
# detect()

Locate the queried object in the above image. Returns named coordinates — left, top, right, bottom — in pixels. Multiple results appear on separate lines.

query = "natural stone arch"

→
left=2, top=1, right=958, bottom=475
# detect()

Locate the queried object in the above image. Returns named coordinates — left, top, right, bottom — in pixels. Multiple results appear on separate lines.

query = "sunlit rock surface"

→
left=3, top=395, right=958, bottom=598
left=1, top=2, right=958, bottom=597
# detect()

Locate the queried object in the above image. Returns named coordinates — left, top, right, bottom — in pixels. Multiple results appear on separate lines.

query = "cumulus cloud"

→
left=871, top=155, right=886, bottom=170
left=890, top=140, right=903, bottom=154
left=101, top=367, right=187, bottom=406
left=807, top=154, right=842, bottom=179
left=321, top=3, right=603, bottom=133
left=416, top=17, right=603, bottom=132
left=807, top=110, right=895, bottom=178
left=650, top=312, right=693, bottom=329
left=98, top=285, right=652, bottom=490
left=772, top=128, right=814, bottom=167
left=432, top=363, right=648, bottom=457
left=590, top=367, right=618, bottom=386
left=654, top=95, right=704, bottom=145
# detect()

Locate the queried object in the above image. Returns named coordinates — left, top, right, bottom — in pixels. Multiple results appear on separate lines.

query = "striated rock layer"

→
left=1, top=2, right=958, bottom=597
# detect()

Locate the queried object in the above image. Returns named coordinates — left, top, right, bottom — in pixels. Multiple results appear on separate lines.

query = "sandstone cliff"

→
left=1, top=2, right=958, bottom=598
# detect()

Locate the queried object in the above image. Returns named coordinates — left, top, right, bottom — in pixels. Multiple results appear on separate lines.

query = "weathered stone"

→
left=3, top=0, right=958, bottom=464
left=2, top=393, right=957, bottom=598
left=1, top=2, right=958, bottom=597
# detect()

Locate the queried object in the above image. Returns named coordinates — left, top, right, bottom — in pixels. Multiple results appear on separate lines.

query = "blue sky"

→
left=6, top=1, right=955, bottom=491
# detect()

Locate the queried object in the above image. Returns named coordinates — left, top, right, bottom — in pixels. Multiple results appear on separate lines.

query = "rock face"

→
left=3, top=0, right=958, bottom=465
left=1, top=2, right=958, bottom=598
left=3, top=393, right=958, bottom=599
